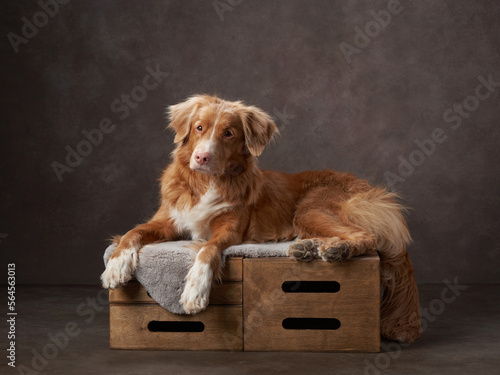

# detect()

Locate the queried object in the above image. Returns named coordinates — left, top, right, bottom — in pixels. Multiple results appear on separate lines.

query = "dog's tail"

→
left=342, top=187, right=421, bottom=343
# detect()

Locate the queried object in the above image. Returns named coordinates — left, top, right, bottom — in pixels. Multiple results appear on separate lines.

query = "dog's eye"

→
left=196, top=125, right=203, bottom=132
left=224, top=130, right=234, bottom=138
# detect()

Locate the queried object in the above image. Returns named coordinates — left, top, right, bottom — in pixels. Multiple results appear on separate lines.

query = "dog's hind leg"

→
left=289, top=208, right=377, bottom=262
left=291, top=189, right=421, bottom=343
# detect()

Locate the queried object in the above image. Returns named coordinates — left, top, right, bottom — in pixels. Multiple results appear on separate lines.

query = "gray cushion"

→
left=103, top=241, right=291, bottom=314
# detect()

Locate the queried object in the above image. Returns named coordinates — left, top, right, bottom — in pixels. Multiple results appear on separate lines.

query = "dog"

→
left=101, top=94, right=422, bottom=343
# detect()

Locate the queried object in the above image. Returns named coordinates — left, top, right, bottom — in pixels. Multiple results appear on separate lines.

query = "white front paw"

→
left=101, top=248, right=138, bottom=289
left=180, top=260, right=213, bottom=314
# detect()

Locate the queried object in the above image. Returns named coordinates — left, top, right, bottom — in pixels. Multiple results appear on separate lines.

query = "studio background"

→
left=1, top=0, right=499, bottom=285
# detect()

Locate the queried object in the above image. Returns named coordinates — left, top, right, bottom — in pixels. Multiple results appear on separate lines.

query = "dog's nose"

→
left=194, top=151, right=211, bottom=165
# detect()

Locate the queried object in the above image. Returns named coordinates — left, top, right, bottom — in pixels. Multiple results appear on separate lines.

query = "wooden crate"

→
left=243, top=255, right=380, bottom=352
left=109, top=257, right=243, bottom=351
left=109, top=254, right=380, bottom=352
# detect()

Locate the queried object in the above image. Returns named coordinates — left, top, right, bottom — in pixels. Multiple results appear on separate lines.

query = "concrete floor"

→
left=5, top=284, right=500, bottom=375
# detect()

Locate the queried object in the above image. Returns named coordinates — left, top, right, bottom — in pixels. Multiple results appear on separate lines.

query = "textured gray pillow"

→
left=103, top=241, right=290, bottom=313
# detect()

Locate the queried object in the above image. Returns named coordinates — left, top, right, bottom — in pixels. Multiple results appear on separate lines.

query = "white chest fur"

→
left=169, top=186, right=232, bottom=241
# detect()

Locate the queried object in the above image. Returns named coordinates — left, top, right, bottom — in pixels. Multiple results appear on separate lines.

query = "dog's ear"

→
left=167, top=96, right=204, bottom=144
left=240, top=106, right=279, bottom=157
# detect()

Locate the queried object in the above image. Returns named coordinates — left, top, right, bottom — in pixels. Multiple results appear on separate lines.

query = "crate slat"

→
left=110, top=304, right=243, bottom=351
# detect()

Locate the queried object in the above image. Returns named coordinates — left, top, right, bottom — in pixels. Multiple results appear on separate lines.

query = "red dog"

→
left=101, top=95, right=421, bottom=343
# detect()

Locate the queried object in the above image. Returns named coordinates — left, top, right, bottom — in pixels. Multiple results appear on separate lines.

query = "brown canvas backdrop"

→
left=1, top=0, right=499, bottom=284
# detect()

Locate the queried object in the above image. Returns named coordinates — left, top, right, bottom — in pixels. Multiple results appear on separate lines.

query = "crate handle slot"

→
left=281, top=281, right=340, bottom=293
left=147, top=321, right=205, bottom=332
left=282, top=318, right=341, bottom=330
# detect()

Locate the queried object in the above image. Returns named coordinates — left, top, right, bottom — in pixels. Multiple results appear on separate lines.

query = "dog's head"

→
left=167, top=95, right=278, bottom=176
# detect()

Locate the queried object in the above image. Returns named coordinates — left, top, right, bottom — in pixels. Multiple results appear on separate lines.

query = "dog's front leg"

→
left=101, top=219, right=178, bottom=289
left=181, top=212, right=242, bottom=314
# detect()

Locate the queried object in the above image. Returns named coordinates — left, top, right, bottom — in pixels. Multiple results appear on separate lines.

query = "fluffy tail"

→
left=342, top=187, right=421, bottom=343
